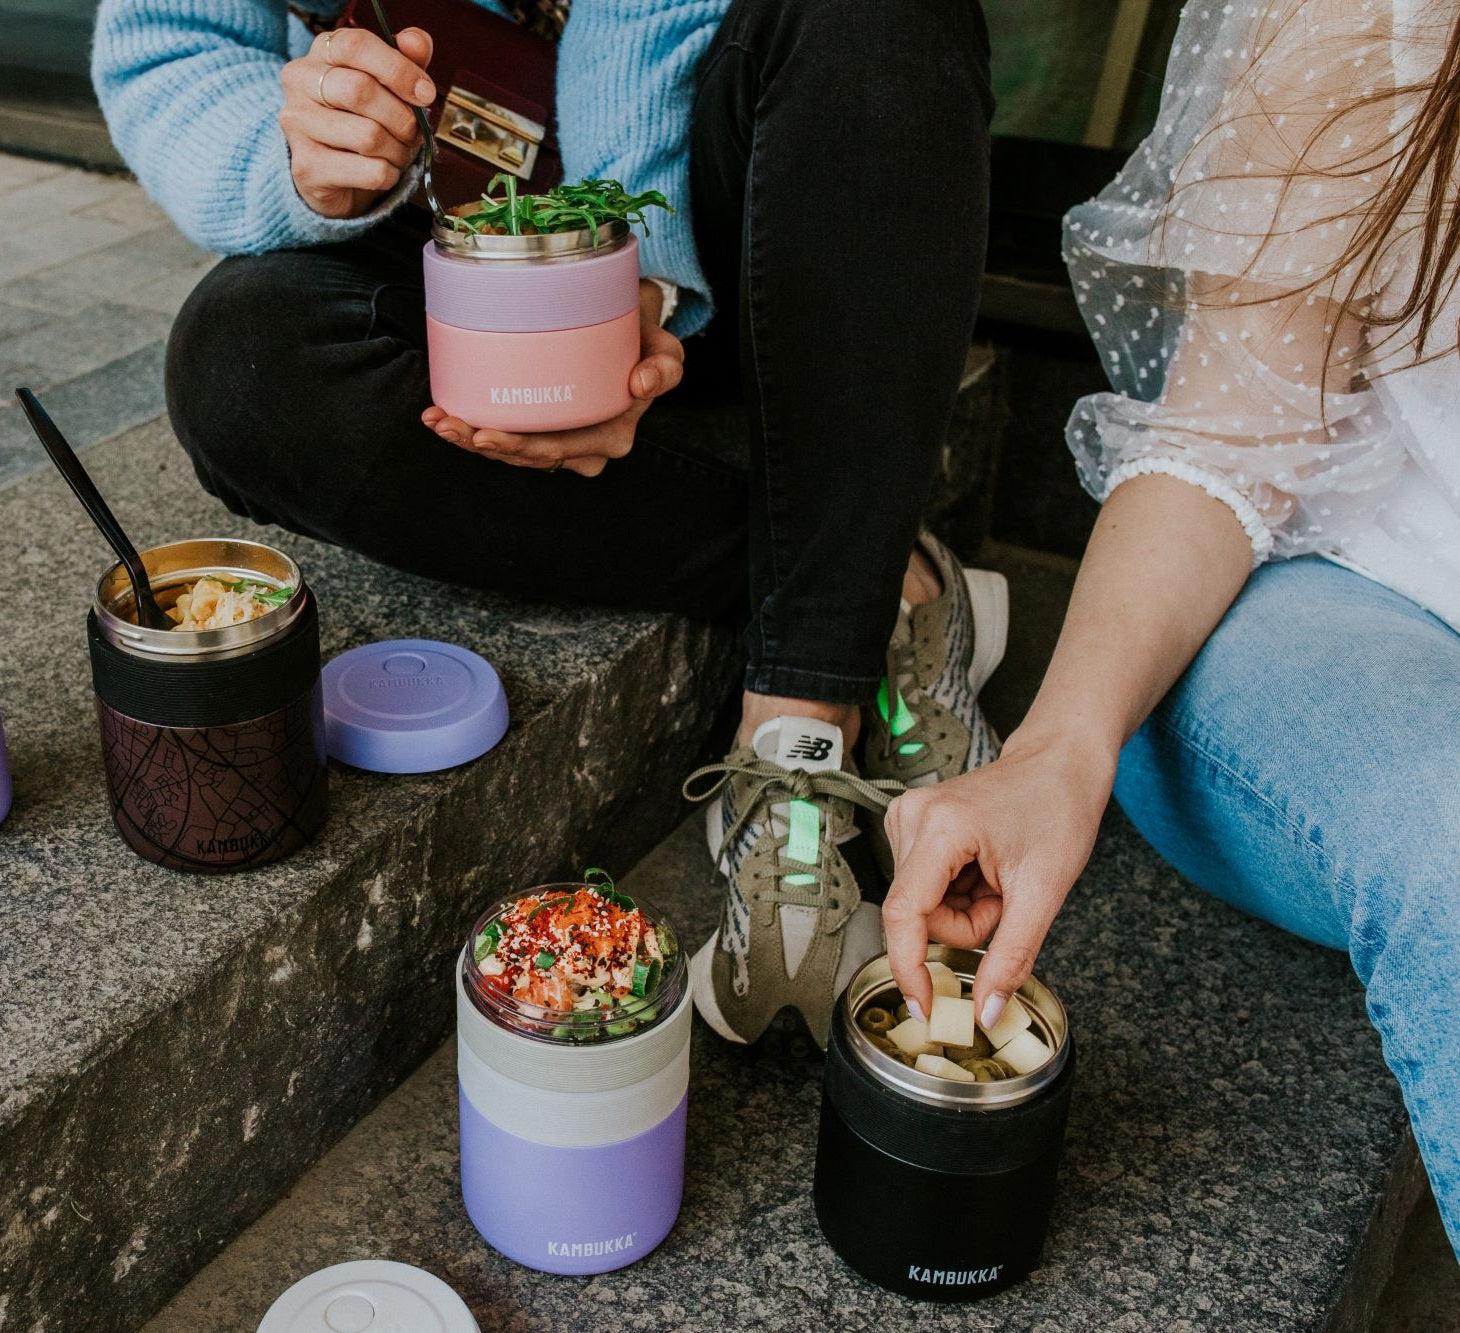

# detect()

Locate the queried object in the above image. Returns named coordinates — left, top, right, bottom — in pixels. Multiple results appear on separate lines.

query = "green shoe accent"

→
left=786, top=798, right=820, bottom=869
left=865, top=534, right=1004, bottom=793
left=876, top=676, right=919, bottom=740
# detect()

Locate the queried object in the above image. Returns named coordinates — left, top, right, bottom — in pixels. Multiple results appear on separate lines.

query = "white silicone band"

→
left=1103, top=456, right=1274, bottom=566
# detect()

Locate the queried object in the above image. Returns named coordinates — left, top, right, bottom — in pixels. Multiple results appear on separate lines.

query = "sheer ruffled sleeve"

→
left=1062, top=0, right=1440, bottom=563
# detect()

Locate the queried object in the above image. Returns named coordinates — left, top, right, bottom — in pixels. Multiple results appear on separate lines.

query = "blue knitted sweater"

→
left=91, top=0, right=728, bottom=334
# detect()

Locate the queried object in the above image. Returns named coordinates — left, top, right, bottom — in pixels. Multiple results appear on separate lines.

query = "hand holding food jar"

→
left=421, top=176, right=685, bottom=477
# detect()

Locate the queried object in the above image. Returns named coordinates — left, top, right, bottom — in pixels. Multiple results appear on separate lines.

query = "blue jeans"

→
left=1115, top=557, right=1460, bottom=1257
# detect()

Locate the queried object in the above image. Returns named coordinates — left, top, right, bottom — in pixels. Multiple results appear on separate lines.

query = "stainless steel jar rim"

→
left=838, top=946, right=1070, bottom=1110
left=430, top=217, right=628, bottom=262
left=93, top=537, right=306, bottom=660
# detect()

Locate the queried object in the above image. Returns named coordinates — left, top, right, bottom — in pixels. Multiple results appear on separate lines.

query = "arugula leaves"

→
left=450, top=175, right=672, bottom=240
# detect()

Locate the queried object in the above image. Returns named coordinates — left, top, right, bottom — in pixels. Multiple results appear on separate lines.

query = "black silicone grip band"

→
left=87, top=590, right=321, bottom=729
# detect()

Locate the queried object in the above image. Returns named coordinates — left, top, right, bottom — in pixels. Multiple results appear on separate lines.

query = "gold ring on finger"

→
left=548, top=459, right=564, bottom=473
left=317, top=66, right=338, bottom=110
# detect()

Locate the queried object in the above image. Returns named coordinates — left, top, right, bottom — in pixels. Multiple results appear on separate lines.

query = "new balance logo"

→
left=786, top=736, right=834, bottom=762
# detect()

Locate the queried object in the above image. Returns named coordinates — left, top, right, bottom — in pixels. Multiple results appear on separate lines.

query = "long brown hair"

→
left=1330, top=10, right=1460, bottom=360
left=1173, top=0, right=1460, bottom=381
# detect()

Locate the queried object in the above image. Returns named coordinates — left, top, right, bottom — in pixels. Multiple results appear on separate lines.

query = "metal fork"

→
left=367, top=0, right=445, bottom=223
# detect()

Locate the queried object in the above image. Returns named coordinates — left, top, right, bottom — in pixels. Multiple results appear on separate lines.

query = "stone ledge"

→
left=0, top=349, right=1003, bottom=1330
left=0, top=417, right=740, bottom=1332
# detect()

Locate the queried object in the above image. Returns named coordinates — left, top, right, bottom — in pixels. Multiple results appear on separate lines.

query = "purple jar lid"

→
left=322, top=640, right=508, bottom=774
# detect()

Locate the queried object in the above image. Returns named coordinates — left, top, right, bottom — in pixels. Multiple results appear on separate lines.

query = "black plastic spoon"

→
left=367, top=0, right=445, bottom=224
left=15, top=386, right=174, bottom=631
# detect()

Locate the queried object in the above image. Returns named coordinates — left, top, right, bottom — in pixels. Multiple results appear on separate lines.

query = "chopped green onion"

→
left=631, top=962, right=651, bottom=997
left=583, top=867, right=636, bottom=912
left=534, top=951, right=556, bottom=970
left=527, top=896, right=573, bottom=920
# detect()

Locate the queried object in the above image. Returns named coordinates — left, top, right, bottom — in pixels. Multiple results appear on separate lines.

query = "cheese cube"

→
left=888, top=1016, right=938, bottom=1056
left=926, top=962, right=963, bottom=998
left=915, top=1053, right=978, bottom=1083
left=927, top=995, right=978, bottom=1048
left=994, top=1028, right=1050, bottom=1074
left=977, top=993, right=1032, bottom=1049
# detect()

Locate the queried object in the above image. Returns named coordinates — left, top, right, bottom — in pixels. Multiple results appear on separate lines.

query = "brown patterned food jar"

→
left=87, top=538, right=328, bottom=873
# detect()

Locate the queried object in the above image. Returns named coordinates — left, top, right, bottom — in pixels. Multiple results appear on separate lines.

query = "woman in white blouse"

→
left=881, top=0, right=1460, bottom=1254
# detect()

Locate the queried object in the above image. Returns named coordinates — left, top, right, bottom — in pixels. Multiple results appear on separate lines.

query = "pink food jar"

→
left=424, top=220, right=641, bottom=433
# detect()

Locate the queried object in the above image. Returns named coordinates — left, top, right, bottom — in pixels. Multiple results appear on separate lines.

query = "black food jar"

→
left=813, top=946, right=1074, bottom=1301
left=87, top=538, right=328, bottom=873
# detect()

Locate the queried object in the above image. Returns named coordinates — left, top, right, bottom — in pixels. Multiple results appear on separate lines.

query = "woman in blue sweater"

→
left=93, top=0, right=999, bottom=1052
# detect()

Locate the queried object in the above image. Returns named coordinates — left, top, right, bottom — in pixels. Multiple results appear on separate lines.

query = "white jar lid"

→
left=256, top=1260, right=479, bottom=1333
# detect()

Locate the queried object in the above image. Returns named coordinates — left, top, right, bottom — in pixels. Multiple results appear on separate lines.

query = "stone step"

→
left=145, top=546, right=1423, bottom=1333
left=0, top=343, right=999, bottom=1330
left=0, top=414, right=744, bottom=1333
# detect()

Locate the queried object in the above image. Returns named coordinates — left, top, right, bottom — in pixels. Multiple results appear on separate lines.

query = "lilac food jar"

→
left=456, top=889, right=691, bottom=1275
left=424, top=220, right=641, bottom=433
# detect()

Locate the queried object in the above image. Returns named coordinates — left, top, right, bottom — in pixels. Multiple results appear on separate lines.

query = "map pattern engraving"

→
left=96, top=686, right=328, bottom=872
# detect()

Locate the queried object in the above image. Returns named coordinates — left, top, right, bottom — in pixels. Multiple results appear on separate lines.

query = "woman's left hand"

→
left=422, top=279, right=683, bottom=476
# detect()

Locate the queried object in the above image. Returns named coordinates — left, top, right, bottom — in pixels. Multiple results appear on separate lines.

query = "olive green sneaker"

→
left=864, top=532, right=1007, bottom=793
left=683, top=716, right=903, bottom=1051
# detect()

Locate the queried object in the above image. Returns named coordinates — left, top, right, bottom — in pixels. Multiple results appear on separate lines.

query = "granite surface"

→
left=151, top=807, right=1414, bottom=1333
left=0, top=153, right=214, bottom=491
left=0, top=417, right=741, bottom=1332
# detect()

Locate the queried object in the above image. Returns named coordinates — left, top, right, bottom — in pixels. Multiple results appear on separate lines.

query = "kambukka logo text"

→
left=195, top=829, right=266, bottom=856
left=489, top=384, right=576, bottom=406
left=547, top=1233, right=636, bottom=1258
left=786, top=736, right=834, bottom=762
left=907, top=1264, right=1004, bottom=1286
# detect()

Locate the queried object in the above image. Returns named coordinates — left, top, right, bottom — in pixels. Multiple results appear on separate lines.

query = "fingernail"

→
left=415, top=79, right=435, bottom=104
left=980, top=994, right=1007, bottom=1030
left=906, top=999, right=926, bottom=1023
left=637, top=366, right=660, bottom=396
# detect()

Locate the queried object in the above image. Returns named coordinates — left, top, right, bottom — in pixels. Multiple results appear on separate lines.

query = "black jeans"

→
left=167, top=0, right=993, bottom=705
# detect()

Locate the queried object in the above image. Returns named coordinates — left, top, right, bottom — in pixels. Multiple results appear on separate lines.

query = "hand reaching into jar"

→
left=279, top=26, right=436, bottom=219
left=422, top=280, right=686, bottom=477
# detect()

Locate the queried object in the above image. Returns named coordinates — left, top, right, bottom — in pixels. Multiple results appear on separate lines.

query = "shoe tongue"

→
left=890, top=599, right=913, bottom=650
left=751, top=715, right=843, bottom=774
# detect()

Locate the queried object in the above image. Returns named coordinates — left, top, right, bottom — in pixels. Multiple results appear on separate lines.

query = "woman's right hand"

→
left=279, top=27, right=436, bottom=219
left=881, top=728, right=1117, bottom=1032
